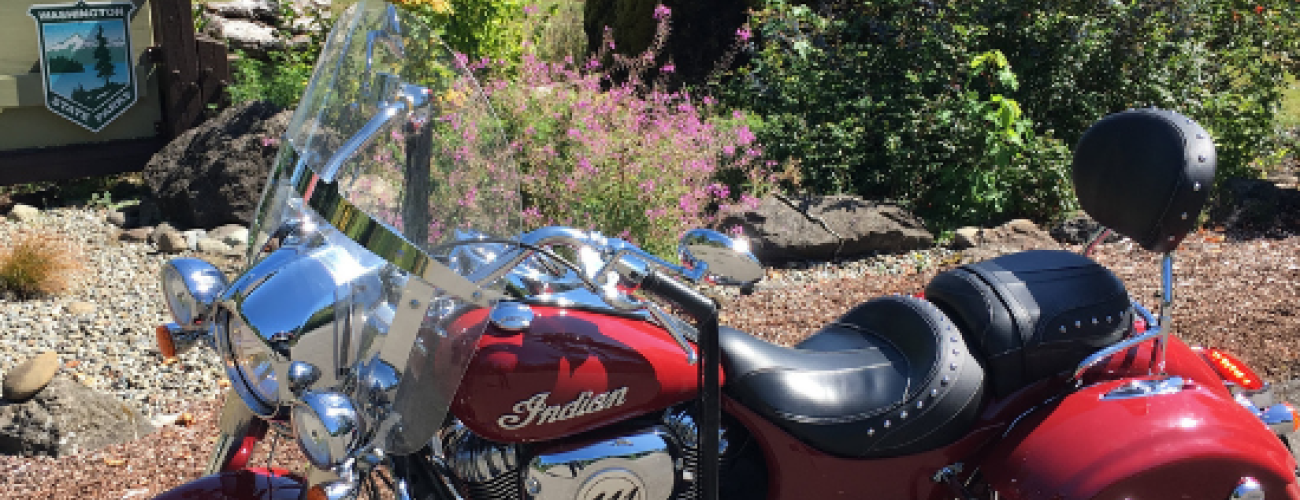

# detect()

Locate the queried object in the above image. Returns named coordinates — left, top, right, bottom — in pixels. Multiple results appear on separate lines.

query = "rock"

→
left=959, top=219, right=1061, bottom=263
left=585, top=0, right=750, bottom=86
left=205, top=16, right=280, bottom=54
left=119, top=227, right=153, bottom=243
left=0, top=376, right=154, bottom=457
left=105, top=211, right=127, bottom=228
left=720, top=195, right=933, bottom=264
left=1050, top=213, right=1120, bottom=245
left=2, top=351, right=59, bottom=402
left=182, top=229, right=207, bottom=250
left=149, top=223, right=175, bottom=245
left=144, top=101, right=291, bottom=229
left=205, top=0, right=278, bottom=22
left=952, top=227, right=981, bottom=250
left=209, top=224, right=249, bottom=246
left=65, top=302, right=96, bottom=315
left=7, top=204, right=39, bottom=223
left=720, top=196, right=838, bottom=264
left=801, top=196, right=934, bottom=257
left=1209, top=178, right=1300, bottom=238
left=197, top=238, right=232, bottom=255
left=157, top=229, right=189, bottom=254
left=125, top=199, right=163, bottom=228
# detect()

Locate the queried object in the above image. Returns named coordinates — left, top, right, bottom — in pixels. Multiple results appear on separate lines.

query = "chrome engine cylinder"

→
left=441, top=407, right=727, bottom=500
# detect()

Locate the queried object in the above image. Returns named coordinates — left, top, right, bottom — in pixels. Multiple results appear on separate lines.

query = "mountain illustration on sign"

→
left=44, top=23, right=127, bottom=108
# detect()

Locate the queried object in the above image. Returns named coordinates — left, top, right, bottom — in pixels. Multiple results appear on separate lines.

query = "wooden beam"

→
left=0, top=136, right=166, bottom=185
left=150, top=0, right=201, bottom=139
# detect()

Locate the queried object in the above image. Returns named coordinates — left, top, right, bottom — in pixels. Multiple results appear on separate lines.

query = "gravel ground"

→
left=0, top=208, right=239, bottom=419
left=0, top=206, right=1297, bottom=498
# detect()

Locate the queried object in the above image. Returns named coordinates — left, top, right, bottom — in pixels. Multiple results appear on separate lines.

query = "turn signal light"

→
left=155, top=324, right=178, bottom=359
left=1205, top=348, right=1264, bottom=391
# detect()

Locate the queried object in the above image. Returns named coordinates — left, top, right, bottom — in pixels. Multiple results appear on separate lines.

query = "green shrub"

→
left=721, top=1, right=1075, bottom=230
left=226, top=3, right=332, bottom=107
left=722, top=0, right=1299, bottom=230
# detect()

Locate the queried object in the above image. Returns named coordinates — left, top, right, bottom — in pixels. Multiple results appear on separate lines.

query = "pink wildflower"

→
left=653, top=4, right=671, bottom=20
left=737, top=26, right=752, bottom=42
left=736, top=126, right=756, bottom=145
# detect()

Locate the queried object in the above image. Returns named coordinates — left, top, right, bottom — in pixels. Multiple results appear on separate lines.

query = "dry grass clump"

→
left=0, top=230, right=82, bottom=299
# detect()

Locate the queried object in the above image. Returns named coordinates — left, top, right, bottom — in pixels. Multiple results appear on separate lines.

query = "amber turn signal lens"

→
left=155, top=324, right=177, bottom=359
left=1205, top=348, right=1264, bottom=391
left=1284, top=403, right=1300, bottom=433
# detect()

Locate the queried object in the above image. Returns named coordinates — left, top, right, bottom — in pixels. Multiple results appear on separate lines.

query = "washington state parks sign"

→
left=28, top=0, right=138, bottom=132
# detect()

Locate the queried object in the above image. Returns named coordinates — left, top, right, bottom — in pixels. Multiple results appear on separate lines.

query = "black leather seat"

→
left=925, top=250, right=1132, bottom=398
left=721, top=295, right=985, bottom=459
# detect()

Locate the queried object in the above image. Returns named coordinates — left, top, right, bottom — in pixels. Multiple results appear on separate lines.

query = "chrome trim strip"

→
left=1231, top=477, right=1264, bottom=500
left=294, top=173, right=496, bottom=308
left=1101, top=376, right=1186, bottom=400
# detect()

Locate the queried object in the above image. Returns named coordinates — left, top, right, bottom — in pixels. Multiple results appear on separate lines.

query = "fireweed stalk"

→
left=477, top=3, right=789, bottom=258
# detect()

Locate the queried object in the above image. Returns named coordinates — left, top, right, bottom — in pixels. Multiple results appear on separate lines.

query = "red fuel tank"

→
left=451, top=305, right=707, bottom=443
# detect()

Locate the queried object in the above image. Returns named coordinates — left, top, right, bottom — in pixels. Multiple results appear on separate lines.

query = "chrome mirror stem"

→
left=317, top=100, right=409, bottom=182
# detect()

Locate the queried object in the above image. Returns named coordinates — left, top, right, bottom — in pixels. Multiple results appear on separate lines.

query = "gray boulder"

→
left=157, top=229, right=189, bottom=254
left=959, top=219, right=1062, bottom=263
left=209, top=224, right=249, bottom=246
left=1, top=351, right=59, bottom=402
left=197, top=237, right=233, bottom=255
left=1051, top=213, right=1121, bottom=245
left=7, top=204, right=39, bottom=223
left=721, top=195, right=934, bottom=264
left=0, top=376, right=153, bottom=457
left=205, top=0, right=279, bottom=23
left=119, top=227, right=153, bottom=243
left=206, top=16, right=280, bottom=53
left=143, top=101, right=291, bottom=229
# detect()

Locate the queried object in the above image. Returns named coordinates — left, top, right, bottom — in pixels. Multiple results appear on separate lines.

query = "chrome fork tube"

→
left=206, top=389, right=268, bottom=475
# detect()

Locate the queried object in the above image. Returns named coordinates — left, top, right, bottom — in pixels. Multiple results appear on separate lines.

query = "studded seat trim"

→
left=720, top=295, right=985, bottom=459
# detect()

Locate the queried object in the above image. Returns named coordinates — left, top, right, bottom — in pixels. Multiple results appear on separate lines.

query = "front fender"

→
left=983, top=377, right=1299, bottom=499
left=153, top=470, right=304, bottom=500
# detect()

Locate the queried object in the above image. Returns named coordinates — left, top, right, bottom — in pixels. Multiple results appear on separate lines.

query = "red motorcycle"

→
left=152, top=2, right=1300, bottom=498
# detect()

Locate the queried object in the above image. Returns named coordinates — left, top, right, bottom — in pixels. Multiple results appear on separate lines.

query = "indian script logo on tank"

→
left=28, top=0, right=138, bottom=132
left=498, top=387, right=630, bottom=430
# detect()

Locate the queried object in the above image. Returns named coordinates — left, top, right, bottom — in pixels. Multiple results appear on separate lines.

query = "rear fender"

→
left=982, top=377, right=1298, bottom=499
left=152, top=469, right=303, bottom=500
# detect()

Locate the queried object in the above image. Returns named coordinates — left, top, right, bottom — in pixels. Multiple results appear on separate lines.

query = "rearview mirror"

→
left=678, top=229, right=764, bottom=286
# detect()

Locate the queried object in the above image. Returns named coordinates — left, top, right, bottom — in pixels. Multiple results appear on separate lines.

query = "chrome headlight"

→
left=223, top=310, right=283, bottom=413
left=293, top=391, right=361, bottom=469
left=160, top=258, right=228, bottom=330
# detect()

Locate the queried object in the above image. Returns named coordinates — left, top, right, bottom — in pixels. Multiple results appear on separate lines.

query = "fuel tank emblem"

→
left=498, top=387, right=629, bottom=430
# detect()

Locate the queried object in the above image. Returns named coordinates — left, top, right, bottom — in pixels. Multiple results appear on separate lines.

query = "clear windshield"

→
left=248, top=0, right=522, bottom=455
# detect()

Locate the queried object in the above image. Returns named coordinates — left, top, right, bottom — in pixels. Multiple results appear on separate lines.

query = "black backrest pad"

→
left=1072, top=108, right=1216, bottom=253
left=925, top=250, right=1131, bottom=397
